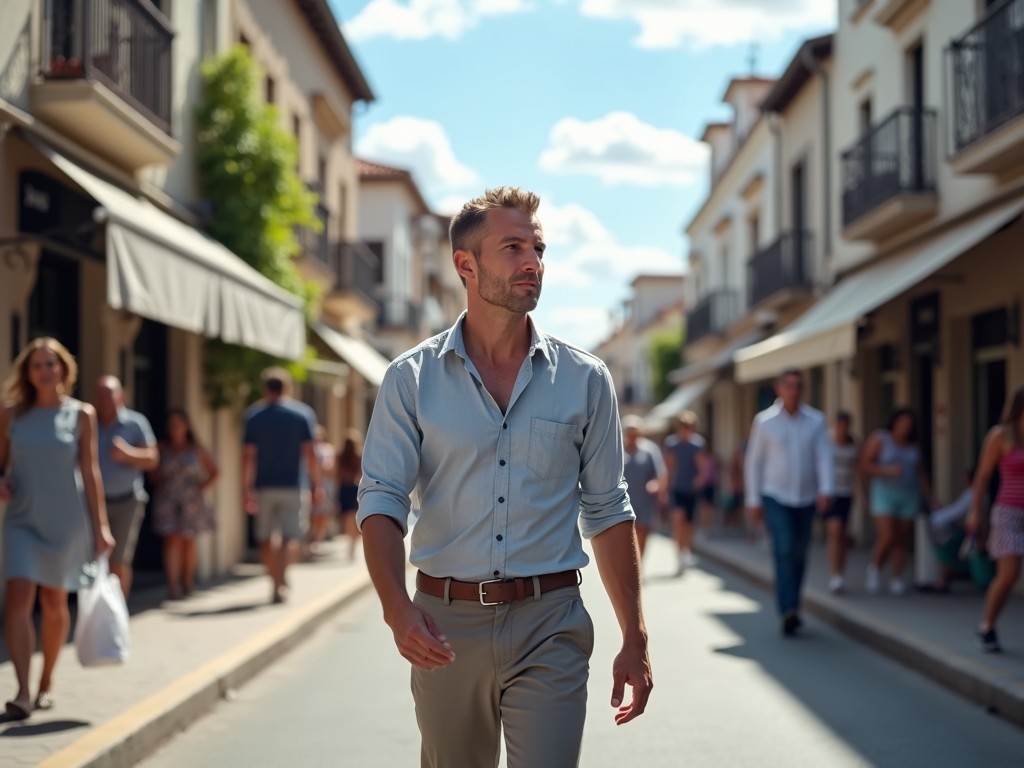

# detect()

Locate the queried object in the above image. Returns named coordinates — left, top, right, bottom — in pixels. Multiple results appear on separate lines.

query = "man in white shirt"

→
left=745, top=369, right=834, bottom=635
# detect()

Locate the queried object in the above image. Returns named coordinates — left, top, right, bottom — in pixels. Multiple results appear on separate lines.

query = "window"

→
left=748, top=214, right=760, bottom=254
left=292, top=115, right=302, bottom=171
left=265, top=75, right=275, bottom=104
left=859, top=99, right=873, bottom=133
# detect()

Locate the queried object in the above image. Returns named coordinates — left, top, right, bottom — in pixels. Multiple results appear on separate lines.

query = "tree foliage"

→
left=648, top=325, right=684, bottom=404
left=195, top=45, right=319, bottom=409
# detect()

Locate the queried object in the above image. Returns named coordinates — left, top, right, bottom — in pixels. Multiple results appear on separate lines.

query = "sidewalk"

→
left=693, top=530, right=1024, bottom=728
left=0, top=539, right=372, bottom=768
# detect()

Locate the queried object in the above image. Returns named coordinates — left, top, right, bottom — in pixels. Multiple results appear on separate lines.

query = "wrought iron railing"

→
left=298, top=184, right=330, bottom=269
left=686, top=290, right=741, bottom=345
left=379, top=296, right=421, bottom=331
left=950, top=0, right=1024, bottom=153
left=747, top=232, right=813, bottom=309
left=841, top=106, right=937, bottom=228
left=335, top=241, right=381, bottom=309
left=40, top=0, right=174, bottom=134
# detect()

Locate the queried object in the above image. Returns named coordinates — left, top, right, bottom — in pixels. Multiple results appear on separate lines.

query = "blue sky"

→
left=332, top=0, right=836, bottom=348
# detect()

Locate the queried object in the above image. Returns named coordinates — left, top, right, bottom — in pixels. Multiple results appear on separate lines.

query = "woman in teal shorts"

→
left=860, top=408, right=937, bottom=595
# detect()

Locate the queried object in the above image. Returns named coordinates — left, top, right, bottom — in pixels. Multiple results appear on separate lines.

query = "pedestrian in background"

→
left=745, top=369, right=833, bottom=636
left=663, top=410, right=706, bottom=574
left=860, top=408, right=936, bottom=596
left=93, top=376, right=159, bottom=598
left=826, top=411, right=858, bottom=594
left=968, top=385, right=1024, bottom=652
left=1, top=338, right=115, bottom=720
left=309, top=425, right=336, bottom=556
left=242, top=368, right=322, bottom=604
left=358, top=187, right=651, bottom=767
left=622, top=415, right=667, bottom=561
left=151, top=408, right=218, bottom=600
left=336, top=429, right=363, bottom=562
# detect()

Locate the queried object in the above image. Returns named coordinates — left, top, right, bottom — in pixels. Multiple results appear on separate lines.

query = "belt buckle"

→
left=478, top=578, right=506, bottom=606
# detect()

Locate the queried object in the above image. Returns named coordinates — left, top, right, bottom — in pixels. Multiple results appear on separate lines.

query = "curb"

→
left=694, top=541, right=1024, bottom=729
left=37, top=570, right=374, bottom=768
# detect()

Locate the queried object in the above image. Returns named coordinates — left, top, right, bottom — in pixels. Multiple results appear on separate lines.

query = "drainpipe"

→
left=801, top=43, right=832, bottom=283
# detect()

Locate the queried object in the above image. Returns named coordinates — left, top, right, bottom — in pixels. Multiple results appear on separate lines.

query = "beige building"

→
left=735, top=0, right=1024, bottom=513
left=355, top=159, right=464, bottom=358
left=594, top=274, right=685, bottom=425
left=0, top=0, right=376, bottom=589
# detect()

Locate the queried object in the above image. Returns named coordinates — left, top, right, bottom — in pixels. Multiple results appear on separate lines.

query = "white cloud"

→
left=533, top=199, right=682, bottom=348
left=539, top=112, right=708, bottom=187
left=345, top=0, right=532, bottom=42
left=577, top=0, right=836, bottom=50
left=356, top=116, right=479, bottom=199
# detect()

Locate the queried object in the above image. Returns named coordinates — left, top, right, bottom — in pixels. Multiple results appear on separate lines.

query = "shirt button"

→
left=496, top=535, right=503, bottom=541
left=498, top=497, right=505, bottom=503
left=499, top=459, right=506, bottom=466
left=502, top=423, right=507, bottom=430
left=493, top=570, right=500, bottom=577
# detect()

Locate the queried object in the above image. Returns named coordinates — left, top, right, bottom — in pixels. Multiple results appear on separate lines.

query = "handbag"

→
left=74, top=555, right=131, bottom=667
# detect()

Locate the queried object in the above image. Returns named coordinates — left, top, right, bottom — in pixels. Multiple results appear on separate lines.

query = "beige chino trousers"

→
left=411, top=584, right=595, bottom=768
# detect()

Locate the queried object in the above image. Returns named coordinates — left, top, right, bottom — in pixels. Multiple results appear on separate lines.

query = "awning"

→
left=40, top=145, right=306, bottom=360
left=734, top=199, right=1024, bottom=383
left=313, top=323, right=392, bottom=387
left=644, top=375, right=715, bottom=432
left=669, top=329, right=764, bottom=385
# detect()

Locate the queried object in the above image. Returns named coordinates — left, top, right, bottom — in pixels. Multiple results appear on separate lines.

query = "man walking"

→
left=663, top=410, right=705, bottom=574
left=358, top=187, right=652, bottom=768
left=745, top=369, right=833, bottom=635
left=93, top=376, right=159, bottom=597
left=242, top=368, right=321, bottom=604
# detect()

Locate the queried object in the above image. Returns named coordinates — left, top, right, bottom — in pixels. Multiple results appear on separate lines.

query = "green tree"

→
left=648, top=326, right=684, bottom=403
left=195, top=45, right=319, bottom=408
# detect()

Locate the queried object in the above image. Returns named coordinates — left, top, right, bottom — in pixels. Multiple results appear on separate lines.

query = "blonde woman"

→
left=1, top=338, right=115, bottom=720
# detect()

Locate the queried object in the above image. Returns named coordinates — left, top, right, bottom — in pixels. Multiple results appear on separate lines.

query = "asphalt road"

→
left=140, top=537, right=1024, bottom=767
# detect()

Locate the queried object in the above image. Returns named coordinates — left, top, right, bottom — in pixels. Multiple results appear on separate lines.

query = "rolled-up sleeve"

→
left=578, top=365, right=634, bottom=539
left=356, top=361, right=421, bottom=535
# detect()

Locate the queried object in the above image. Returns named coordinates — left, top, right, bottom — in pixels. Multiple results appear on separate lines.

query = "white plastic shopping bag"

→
left=74, top=555, right=131, bottom=667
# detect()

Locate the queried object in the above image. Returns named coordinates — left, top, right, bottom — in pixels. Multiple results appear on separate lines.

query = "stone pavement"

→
left=692, top=528, right=1024, bottom=728
left=0, top=539, right=371, bottom=767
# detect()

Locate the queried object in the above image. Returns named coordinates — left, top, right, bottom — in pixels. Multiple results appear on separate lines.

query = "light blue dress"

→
left=3, top=399, right=93, bottom=590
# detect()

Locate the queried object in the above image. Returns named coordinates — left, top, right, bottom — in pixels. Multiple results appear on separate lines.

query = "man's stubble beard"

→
left=476, top=259, right=542, bottom=314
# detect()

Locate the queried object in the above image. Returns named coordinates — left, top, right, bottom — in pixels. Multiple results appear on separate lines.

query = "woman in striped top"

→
left=968, top=385, right=1024, bottom=653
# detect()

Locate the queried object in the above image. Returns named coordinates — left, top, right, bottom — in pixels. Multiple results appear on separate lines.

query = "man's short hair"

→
left=449, top=186, right=541, bottom=256
left=261, top=366, right=291, bottom=396
left=621, top=414, right=645, bottom=431
left=677, top=410, right=699, bottom=428
left=777, top=368, right=803, bottom=382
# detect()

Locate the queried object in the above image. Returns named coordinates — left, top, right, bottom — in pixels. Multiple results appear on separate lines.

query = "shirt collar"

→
left=439, top=311, right=553, bottom=364
left=773, top=399, right=809, bottom=419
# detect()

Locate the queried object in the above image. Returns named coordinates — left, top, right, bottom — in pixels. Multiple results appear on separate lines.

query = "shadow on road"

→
left=0, top=718, right=91, bottom=736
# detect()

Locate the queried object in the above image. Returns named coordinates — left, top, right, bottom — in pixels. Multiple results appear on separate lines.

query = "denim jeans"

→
left=763, top=496, right=815, bottom=617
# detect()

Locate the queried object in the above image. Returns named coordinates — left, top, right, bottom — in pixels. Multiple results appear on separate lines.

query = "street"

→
left=140, top=537, right=1024, bottom=767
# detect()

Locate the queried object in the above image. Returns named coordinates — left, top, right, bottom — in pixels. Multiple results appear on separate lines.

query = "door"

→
left=790, top=161, right=807, bottom=284
left=28, top=250, right=81, bottom=390
left=907, top=43, right=926, bottom=190
left=132, top=320, right=169, bottom=574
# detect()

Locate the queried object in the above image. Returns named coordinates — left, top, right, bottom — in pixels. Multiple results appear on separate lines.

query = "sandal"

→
left=5, top=699, right=31, bottom=720
left=34, top=691, right=54, bottom=711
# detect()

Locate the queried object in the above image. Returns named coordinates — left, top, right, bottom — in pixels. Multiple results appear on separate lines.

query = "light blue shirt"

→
left=97, top=407, right=156, bottom=498
left=357, top=313, right=634, bottom=582
left=745, top=400, right=834, bottom=508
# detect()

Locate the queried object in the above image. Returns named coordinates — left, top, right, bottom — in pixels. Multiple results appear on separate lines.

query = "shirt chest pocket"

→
left=527, top=418, right=577, bottom=479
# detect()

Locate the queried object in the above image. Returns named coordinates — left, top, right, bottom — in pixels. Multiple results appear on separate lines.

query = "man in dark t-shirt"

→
left=242, top=367, right=322, bottom=604
left=663, top=410, right=706, bottom=575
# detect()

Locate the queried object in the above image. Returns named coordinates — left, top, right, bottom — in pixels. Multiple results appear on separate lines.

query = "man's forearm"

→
left=591, top=521, right=646, bottom=644
left=362, top=514, right=413, bottom=624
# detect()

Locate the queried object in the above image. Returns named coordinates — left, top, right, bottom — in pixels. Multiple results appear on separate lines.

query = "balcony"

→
left=686, top=290, right=741, bottom=346
left=378, top=296, right=421, bottom=333
left=747, top=232, right=813, bottom=310
left=297, top=185, right=331, bottom=272
left=32, top=0, right=179, bottom=171
left=323, top=241, right=381, bottom=321
left=841, top=106, right=938, bottom=242
left=949, top=0, right=1024, bottom=175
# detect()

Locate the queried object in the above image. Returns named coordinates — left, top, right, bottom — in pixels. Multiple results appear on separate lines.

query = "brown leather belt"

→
left=416, top=569, right=582, bottom=606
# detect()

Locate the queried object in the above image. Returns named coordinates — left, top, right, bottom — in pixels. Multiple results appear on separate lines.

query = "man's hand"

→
left=816, top=494, right=832, bottom=515
left=244, top=489, right=258, bottom=516
left=610, top=641, right=653, bottom=725
left=747, top=505, right=763, bottom=524
left=386, top=603, right=456, bottom=670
